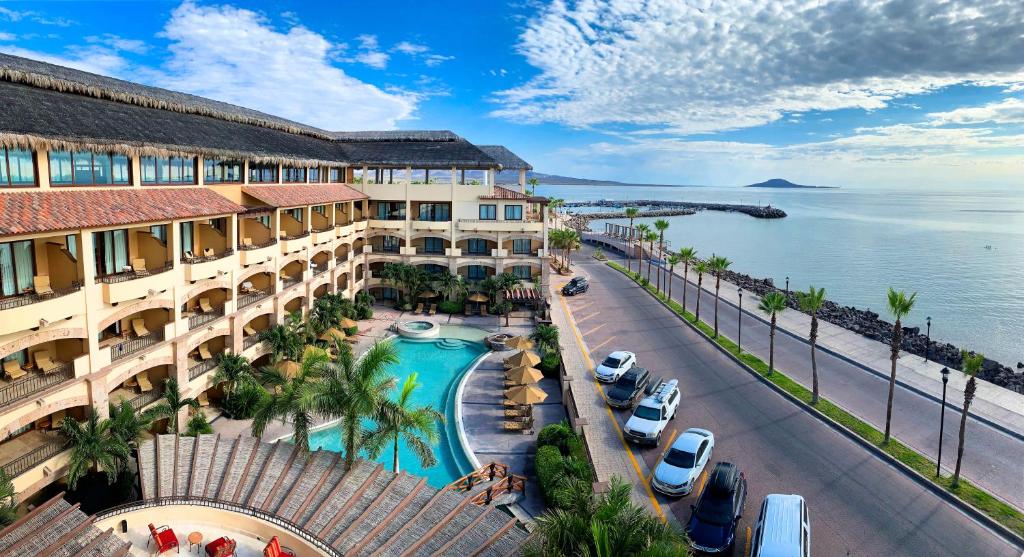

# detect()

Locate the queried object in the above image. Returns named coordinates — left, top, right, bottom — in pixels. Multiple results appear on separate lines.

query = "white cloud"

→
left=0, top=44, right=129, bottom=76
left=86, top=33, right=149, bottom=54
left=0, top=6, right=73, bottom=26
left=495, top=0, right=1024, bottom=135
left=0, top=32, right=14, bottom=41
left=394, top=41, right=429, bottom=55
left=928, top=98, right=1024, bottom=125
left=392, top=40, right=453, bottom=67
left=352, top=34, right=389, bottom=68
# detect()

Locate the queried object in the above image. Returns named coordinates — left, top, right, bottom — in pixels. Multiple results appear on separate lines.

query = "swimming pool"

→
left=307, top=333, right=488, bottom=487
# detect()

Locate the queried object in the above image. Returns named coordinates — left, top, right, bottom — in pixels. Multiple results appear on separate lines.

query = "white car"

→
left=595, top=351, right=637, bottom=383
left=623, top=380, right=680, bottom=445
left=652, top=428, right=714, bottom=496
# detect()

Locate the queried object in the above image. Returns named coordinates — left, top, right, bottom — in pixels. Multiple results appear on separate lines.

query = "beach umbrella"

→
left=419, top=290, right=439, bottom=298
left=319, top=328, right=346, bottom=341
left=505, top=384, right=548, bottom=405
left=467, top=292, right=489, bottom=303
left=339, top=317, right=358, bottom=329
left=504, top=350, right=541, bottom=368
left=276, top=360, right=301, bottom=379
left=506, top=365, right=543, bottom=385
left=505, top=336, right=535, bottom=350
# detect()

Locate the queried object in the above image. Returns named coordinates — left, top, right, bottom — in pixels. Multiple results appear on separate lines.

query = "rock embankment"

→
left=564, top=199, right=787, bottom=219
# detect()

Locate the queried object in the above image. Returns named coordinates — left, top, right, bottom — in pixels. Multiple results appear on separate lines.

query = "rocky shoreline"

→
left=564, top=199, right=787, bottom=219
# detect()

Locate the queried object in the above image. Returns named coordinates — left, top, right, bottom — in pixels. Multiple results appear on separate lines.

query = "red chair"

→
left=263, top=536, right=296, bottom=557
left=147, top=523, right=179, bottom=554
left=205, top=536, right=237, bottom=557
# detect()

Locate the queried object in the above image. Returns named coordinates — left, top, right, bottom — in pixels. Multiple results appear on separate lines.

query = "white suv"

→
left=623, top=380, right=679, bottom=445
left=595, top=351, right=637, bottom=383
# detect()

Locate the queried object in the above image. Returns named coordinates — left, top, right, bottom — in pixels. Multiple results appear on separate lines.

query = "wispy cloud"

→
left=85, top=33, right=149, bottom=54
left=352, top=34, right=389, bottom=68
left=928, top=98, right=1024, bottom=126
left=392, top=40, right=453, bottom=67
left=0, top=6, right=74, bottom=26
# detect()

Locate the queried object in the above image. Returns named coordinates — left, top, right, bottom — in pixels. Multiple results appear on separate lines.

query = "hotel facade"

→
left=0, top=53, right=548, bottom=501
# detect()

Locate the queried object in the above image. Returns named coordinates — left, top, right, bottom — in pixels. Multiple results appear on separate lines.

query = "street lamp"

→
left=785, top=276, right=790, bottom=293
left=925, top=316, right=932, bottom=363
left=937, top=366, right=950, bottom=477
left=737, top=287, right=744, bottom=354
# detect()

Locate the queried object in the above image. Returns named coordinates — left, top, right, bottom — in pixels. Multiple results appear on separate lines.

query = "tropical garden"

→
left=377, top=261, right=534, bottom=320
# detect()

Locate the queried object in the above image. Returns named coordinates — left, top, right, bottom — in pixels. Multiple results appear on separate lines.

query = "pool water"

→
left=307, top=336, right=487, bottom=487
left=404, top=321, right=433, bottom=330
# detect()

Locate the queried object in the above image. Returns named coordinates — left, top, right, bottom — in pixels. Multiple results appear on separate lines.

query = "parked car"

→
left=561, top=276, right=589, bottom=295
left=750, top=494, right=810, bottom=557
left=595, top=350, right=637, bottom=383
left=652, top=428, right=715, bottom=496
left=623, top=379, right=679, bottom=445
left=606, top=367, right=654, bottom=408
left=686, top=462, right=748, bottom=554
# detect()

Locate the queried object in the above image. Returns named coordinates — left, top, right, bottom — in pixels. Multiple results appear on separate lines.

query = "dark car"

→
left=606, top=367, right=654, bottom=409
left=686, top=462, right=747, bottom=554
left=561, top=276, right=590, bottom=295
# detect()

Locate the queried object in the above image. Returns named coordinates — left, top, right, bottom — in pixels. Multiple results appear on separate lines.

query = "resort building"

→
left=0, top=48, right=547, bottom=521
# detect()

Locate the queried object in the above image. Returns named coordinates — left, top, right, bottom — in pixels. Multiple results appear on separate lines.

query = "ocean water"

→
left=538, top=184, right=1024, bottom=367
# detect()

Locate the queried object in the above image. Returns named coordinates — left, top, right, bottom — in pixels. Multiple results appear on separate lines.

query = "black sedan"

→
left=606, top=367, right=654, bottom=409
left=561, top=276, right=590, bottom=295
left=686, top=462, right=747, bottom=554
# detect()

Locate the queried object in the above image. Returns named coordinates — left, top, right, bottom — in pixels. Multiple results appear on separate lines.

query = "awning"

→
left=506, top=288, right=541, bottom=301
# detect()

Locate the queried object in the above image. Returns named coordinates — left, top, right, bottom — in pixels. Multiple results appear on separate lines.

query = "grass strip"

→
left=607, top=261, right=1024, bottom=538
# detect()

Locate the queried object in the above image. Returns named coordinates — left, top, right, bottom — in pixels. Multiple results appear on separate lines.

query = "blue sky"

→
left=1, top=0, right=1023, bottom=188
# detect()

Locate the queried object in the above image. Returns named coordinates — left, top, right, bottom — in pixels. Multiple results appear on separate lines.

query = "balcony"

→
left=0, top=362, right=76, bottom=409
left=280, top=231, right=311, bottom=254
left=188, top=358, right=218, bottom=381
left=353, top=220, right=369, bottom=232
left=99, top=264, right=174, bottom=305
left=336, top=223, right=356, bottom=238
left=312, top=226, right=335, bottom=245
left=242, top=335, right=263, bottom=350
left=311, top=263, right=329, bottom=277
left=237, top=288, right=271, bottom=309
left=457, top=219, right=543, bottom=234
left=0, top=431, right=69, bottom=479
left=281, top=275, right=303, bottom=290
left=187, top=305, right=225, bottom=330
left=112, top=383, right=165, bottom=412
left=0, top=282, right=86, bottom=336
left=368, top=219, right=406, bottom=231
left=182, top=250, right=235, bottom=282
left=412, top=220, right=452, bottom=232
left=238, top=238, right=277, bottom=266
left=106, top=327, right=166, bottom=362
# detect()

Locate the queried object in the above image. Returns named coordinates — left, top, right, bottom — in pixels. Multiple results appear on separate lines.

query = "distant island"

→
left=745, top=178, right=836, bottom=189
left=494, top=171, right=689, bottom=188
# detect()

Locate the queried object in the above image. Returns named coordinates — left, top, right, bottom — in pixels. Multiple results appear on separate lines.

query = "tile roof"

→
left=242, top=184, right=367, bottom=208
left=481, top=185, right=530, bottom=200
left=0, top=188, right=244, bottom=236
left=477, top=145, right=533, bottom=170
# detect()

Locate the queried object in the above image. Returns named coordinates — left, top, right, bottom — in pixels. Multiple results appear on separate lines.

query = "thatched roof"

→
left=242, top=184, right=367, bottom=208
left=341, top=139, right=497, bottom=169
left=331, top=130, right=461, bottom=142
left=478, top=145, right=533, bottom=170
left=0, top=493, right=131, bottom=556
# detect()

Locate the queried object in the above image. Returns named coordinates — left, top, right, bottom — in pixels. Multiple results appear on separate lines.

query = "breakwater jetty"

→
left=564, top=199, right=787, bottom=219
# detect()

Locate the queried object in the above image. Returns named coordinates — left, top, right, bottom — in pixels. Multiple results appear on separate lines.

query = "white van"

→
left=750, top=494, right=810, bottom=557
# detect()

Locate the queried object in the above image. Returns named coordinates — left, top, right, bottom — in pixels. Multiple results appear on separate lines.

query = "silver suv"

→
left=623, top=379, right=679, bottom=445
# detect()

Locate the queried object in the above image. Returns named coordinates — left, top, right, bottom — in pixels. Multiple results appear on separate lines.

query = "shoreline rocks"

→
left=564, top=199, right=787, bottom=219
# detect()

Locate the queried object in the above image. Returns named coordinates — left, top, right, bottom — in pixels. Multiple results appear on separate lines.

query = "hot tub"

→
left=396, top=320, right=440, bottom=338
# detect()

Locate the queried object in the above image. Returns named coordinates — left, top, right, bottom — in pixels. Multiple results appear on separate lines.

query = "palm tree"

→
left=666, top=252, right=681, bottom=302
left=251, top=346, right=333, bottom=452
left=678, top=247, right=696, bottom=312
left=211, top=353, right=253, bottom=404
left=436, top=270, right=465, bottom=302
left=643, top=230, right=658, bottom=283
left=0, top=470, right=16, bottom=527
left=150, top=378, right=199, bottom=434
left=531, top=323, right=560, bottom=356
left=364, top=373, right=443, bottom=473
left=561, top=229, right=581, bottom=269
left=883, top=288, right=917, bottom=443
left=653, top=219, right=669, bottom=292
left=548, top=229, right=567, bottom=271
left=952, top=351, right=984, bottom=487
left=259, top=322, right=302, bottom=362
left=709, top=256, right=732, bottom=337
left=60, top=411, right=130, bottom=489
left=624, top=207, right=639, bottom=272
left=547, top=198, right=564, bottom=221
left=527, top=177, right=539, bottom=196
left=693, top=261, right=708, bottom=322
left=758, top=291, right=789, bottom=376
left=633, top=223, right=650, bottom=277
left=108, top=399, right=159, bottom=453
left=321, top=340, right=400, bottom=470
left=795, top=287, right=827, bottom=404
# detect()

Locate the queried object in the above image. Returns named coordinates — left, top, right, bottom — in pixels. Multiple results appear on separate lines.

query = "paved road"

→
left=596, top=239, right=1024, bottom=511
left=561, top=250, right=1022, bottom=556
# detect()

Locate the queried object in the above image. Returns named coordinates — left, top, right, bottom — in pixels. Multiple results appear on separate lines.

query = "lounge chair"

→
left=198, top=343, right=213, bottom=360
left=503, top=421, right=530, bottom=432
left=244, top=324, right=257, bottom=336
left=242, top=237, right=253, bottom=248
left=33, top=350, right=61, bottom=374
left=137, top=370, right=153, bottom=393
left=50, top=409, right=65, bottom=429
left=414, top=303, right=424, bottom=314
left=183, top=250, right=196, bottom=261
left=429, top=304, right=437, bottom=315
left=504, top=408, right=528, bottom=418
left=198, top=391, right=209, bottom=407
left=263, top=536, right=296, bottom=557
left=203, top=248, right=215, bottom=258
left=33, top=275, right=53, bottom=296
left=132, top=318, right=151, bottom=338
left=205, top=536, right=236, bottom=557
left=199, top=297, right=214, bottom=313
left=148, top=523, right=179, bottom=554
left=3, top=360, right=26, bottom=380
left=132, top=258, right=148, bottom=276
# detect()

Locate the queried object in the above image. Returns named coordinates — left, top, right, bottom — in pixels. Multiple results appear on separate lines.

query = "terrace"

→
left=237, top=272, right=274, bottom=309
left=182, top=287, right=228, bottom=330
left=109, top=365, right=169, bottom=413
left=279, top=207, right=312, bottom=253
left=187, top=336, right=227, bottom=381
left=100, top=308, right=171, bottom=362
left=0, top=406, right=84, bottom=481
left=0, top=338, right=85, bottom=409
left=180, top=217, right=235, bottom=282
left=0, top=234, right=86, bottom=336
left=237, top=210, right=277, bottom=266
left=94, top=226, right=176, bottom=305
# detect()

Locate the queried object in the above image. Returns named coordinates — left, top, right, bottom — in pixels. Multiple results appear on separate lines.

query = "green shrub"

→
left=183, top=412, right=213, bottom=437
left=539, top=353, right=561, bottom=374
left=355, top=304, right=373, bottom=320
left=222, top=380, right=267, bottom=420
left=537, top=421, right=575, bottom=453
left=438, top=300, right=463, bottom=314
left=343, top=326, right=358, bottom=336
left=566, top=437, right=592, bottom=482
left=535, top=445, right=566, bottom=507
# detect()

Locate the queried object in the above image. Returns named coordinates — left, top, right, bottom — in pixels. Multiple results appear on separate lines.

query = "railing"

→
left=312, top=225, right=333, bottom=233
left=95, top=497, right=336, bottom=556
left=243, top=335, right=263, bottom=350
left=0, top=364, right=75, bottom=409
left=121, top=386, right=165, bottom=412
left=110, top=328, right=165, bottom=361
left=469, top=475, right=528, bottom=506
left=0, top=281, right=83, bottom=310
left=238, top=238, right=276, bottom=251
left=335, top=254, right=349, bottom=264
left=97, top=262, right=174, bottom=284
left=449, top=462, right=511, bottom=492
left=311, top=264, right=328, bottom=277
left=188, top=358, right=218, bottom=380
left=237, top=289, right=270, bottom=309
left=181, top=249, right=234, bottom=265
left=281, top=276, right=302, bottom=289
left=1, top=435, right=69, bottom=478
left=188, top=306, right=225, bottom=330
left=281, top=231, right=310, bottom=240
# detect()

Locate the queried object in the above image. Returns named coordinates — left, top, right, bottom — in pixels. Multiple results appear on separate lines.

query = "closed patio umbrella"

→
left=505, top=336, right=535, bottom=350
left=506, top=365, right=543, bottom=385
left=276, top=360, right=301, bottom=379
left=467, top=292, right=489, bottom=303
left=504, top=350, right=541, bottom=368
left=339, top=317, right=358, bottom=329
left=505, top=384, right=548, bottom=405
left=319, top=328, right=347, bottom=341
left=419, top=290, right=439, bottom=298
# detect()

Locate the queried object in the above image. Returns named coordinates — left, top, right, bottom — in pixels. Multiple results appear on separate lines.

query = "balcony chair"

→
left=414, top=303, right=424, bottom=314
left=198, top=343, right=213, bottom=361
left=183, top=251, right=196, bottom=262
left=132, top=258, right=149, bottom=276
left=204, top=536, right=236, bottom=557
left=3, top=360, right=26, bottom=380
left=199, top=297, right=215, bottom=313
left=137, top=370, right=153, bottom=393
left=244, top=323, right=257, bottom=337
left=33, top=275, right=54, bottom=296
left=147, top=523, right=179, bottom=554
left=198, top=391, right=209, bottom=407
left=33, top=351, right=62, bottom=374
left=50, top=409, right=65, bottom=429
left=241, top=237, right=253, bottom=248
left=132, top=318, right=151, bottom=338
left=263, top=536, right=296, bottom=557
left=429, top=304, right=437, bottom=315
left=203, top=248, right=215, bottom=258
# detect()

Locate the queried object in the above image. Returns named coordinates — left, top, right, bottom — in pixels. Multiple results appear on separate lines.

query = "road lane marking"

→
left=744, top=526, right=752, bottom=557
left=646, top=428, right=678, bottom=482
left=574, top=311, right=599, bottom=324
left=589, top=336, right=615, bottom=354
left=582, top=322, right=608, bottom=337
left=692, top=469, right=709, bottom=499
left=558, top=291, right=668, bottom=524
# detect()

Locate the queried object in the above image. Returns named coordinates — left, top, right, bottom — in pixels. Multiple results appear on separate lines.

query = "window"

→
left=423, top=238, right=444, bottom=254
left=511, top=265, right=532, bottom=279
left=204, top=159, right=242, bottom=183
left=286, top=208, right=303, bottom=223
left=376, top=202, right=405, bottom=220
left=308, top=168, right=320, bottom=183
left=208, top=217, right=227, bottom=235
left=65, top=235, right=78, bottom=260
left=49, top=151, right=130, bottom=186
left=249, top=163, right=278, bottom=183
left=467, top=239, right=488, bottom=255
left=1, top=349, right=27, bottom=367
left=141, top=156, right=196, bottom=184
left=512, top=239, right=532, bottom=254
left=282, top=166, right=307, bottom=183
left=479, top=205, right=497, bottom=220
left=504, top=205, right=523, bottom=220
left=421, top=264, right=446, bottom=275
left=0, top=240, right=35, bottom=296
left=0, top=148, right=36, bottom=187
left=92, top=230, right=129, bottom=277
left=150, top=225, right=168, bottom=244
left=381, top=236, right=401, bottom=253
left=312, top=205, right=326, bottom=216
left=329, top=168, right=343, bottom=183
left=467, top=265, right=487, bottom=280
left=252, top=215, right=271, bottom=229
left=418, top=203, right=450, bottom=221
left=180, top=222, right=194, bottom=257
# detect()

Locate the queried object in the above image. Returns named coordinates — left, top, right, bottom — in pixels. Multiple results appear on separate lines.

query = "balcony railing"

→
left=1, top=435, right=69, bottom=478
left=335, top=254, right=349, bottom=264
left=237, top=289, right=271, bottom=309
left=281, top=275, right=302, bottom=289
left=122, top=385, right=165, bottom=412
left=188, top=306, right=225, bottom=330
left=181, top=249, right=234, bottom=265
left=0, top=364, right=75, bottom=409
left=97, top=262, right=174, bottom=284
left=110, top=328, right=165, bottom=362
left=312, top=225, right=333, bottom=233
left=243, top=335, right=263, bottom=350
left=0, top=281, right=83, bottom=311
left=311, top=264, right=328, bottom=277
left=281, top=231, right=310, bottom=241
left=238, top=238, right=277, bottom=251
left=188, top=358, right=218, bottom=380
